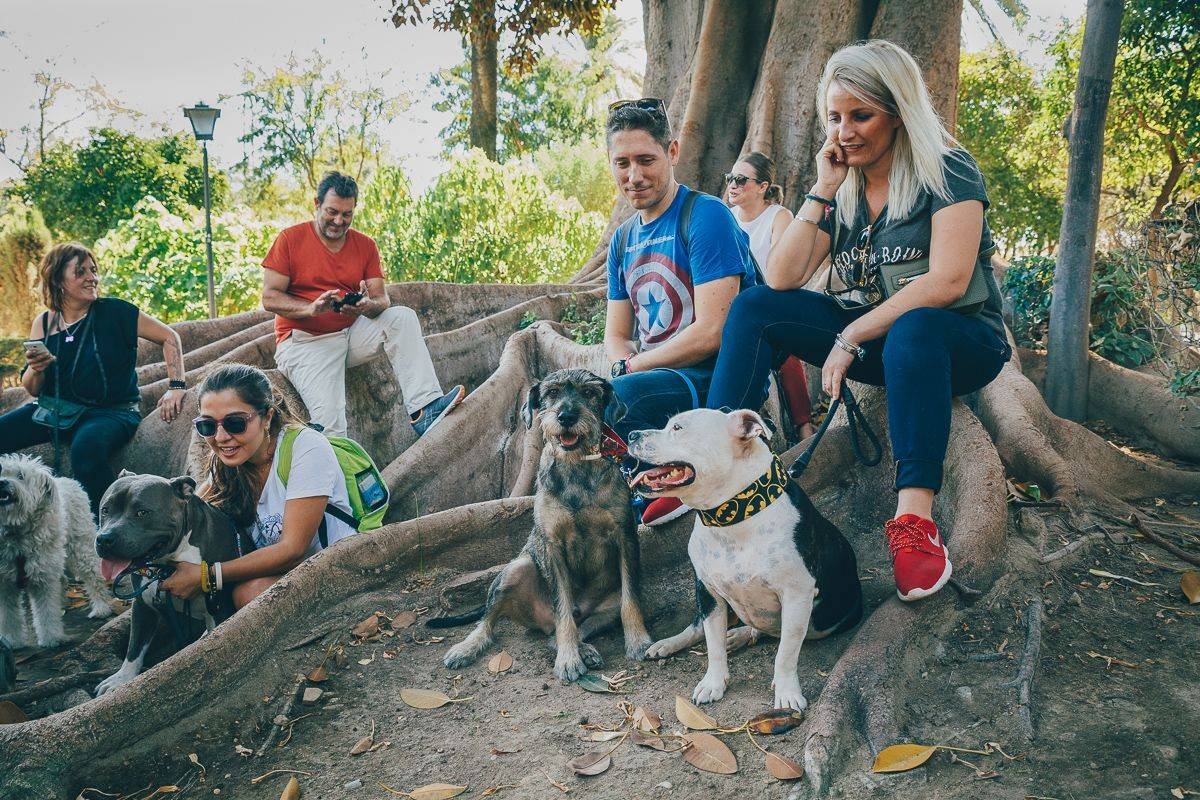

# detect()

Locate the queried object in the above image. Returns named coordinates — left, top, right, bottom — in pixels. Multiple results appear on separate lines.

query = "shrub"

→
left=95, top=198, right=279, bottom=323
left=357, top=150, right=604, bottom=285
left=0, top=201, right=51, bottom=337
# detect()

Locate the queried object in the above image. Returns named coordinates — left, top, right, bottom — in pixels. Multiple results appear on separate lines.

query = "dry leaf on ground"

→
left=575, top=673, right=619, bottom=693
left=675, top=696, right=717, bottom=730
left=872, top=744, right=938, bottom=773
left=406, top=784, right=468, bottom=800
left=352, top=613, right=381, bottom=639
left=0, top=701, right=28, bottom=725
left=307, top=665, right=329, bottom=683
left=280, top=776, right=301, bottom=800
left=581, top=730, right=625, bottom=742
left=400, top=688, right=470, bottom=709
left=350, top=735, right=374, bottom=756
left=391, top=610, right=418, bottom=629
left=631, top=730, right=674, bottom=751
left=1181, top=571, right=1200, bottom=604
left=569, top=751, right=613, bottom=776
left=747, top=709, right=803, bottom=735
left=681, top=732, right=737, bottom=774
left=487, top=651, right=514, bottom=674
left=632, top=706, right=662, bottom=733
left=764, top=751, right=804, bottom=780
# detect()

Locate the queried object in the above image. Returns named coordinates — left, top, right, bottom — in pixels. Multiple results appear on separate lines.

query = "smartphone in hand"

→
left=23, top=339, right=50, bottom=358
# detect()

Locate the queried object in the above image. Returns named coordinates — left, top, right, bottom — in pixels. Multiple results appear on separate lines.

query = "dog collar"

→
left=697, top=455, right=788, bottom=528
left=583, top=425, right=630, bottom=462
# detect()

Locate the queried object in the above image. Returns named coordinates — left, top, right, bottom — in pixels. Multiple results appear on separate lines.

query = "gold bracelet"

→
left=797, top=215, right=821, bottom=227
left=199, top=560, right=210, bottom=594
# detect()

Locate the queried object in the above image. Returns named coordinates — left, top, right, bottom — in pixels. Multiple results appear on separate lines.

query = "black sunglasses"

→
left=608, top=97, right=668, bottom=118
left=193, top=411, right=261, bottom=437
left=723, top=173, right=763, bottom=187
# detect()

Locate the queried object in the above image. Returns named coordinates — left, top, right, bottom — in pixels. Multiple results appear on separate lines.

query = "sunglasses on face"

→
left=193, top=411, right=261, bottom=437
left=723, top=173, right=762, bottom=187
left=608, top=97, right=668, bottom=119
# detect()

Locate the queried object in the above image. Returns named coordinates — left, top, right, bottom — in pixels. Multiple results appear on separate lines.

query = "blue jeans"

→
left=610, top=364, right=714, bottom=442
left=707, top=286, right=1011, bottom=492
left=0, top=402, right=141, bottom=519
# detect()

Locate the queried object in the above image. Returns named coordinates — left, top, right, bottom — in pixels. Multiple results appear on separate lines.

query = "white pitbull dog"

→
left=627, top=408, right=862, bottom=711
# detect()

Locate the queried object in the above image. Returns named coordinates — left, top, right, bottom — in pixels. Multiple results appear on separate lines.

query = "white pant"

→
left=274, top=306, right=443, bottom=438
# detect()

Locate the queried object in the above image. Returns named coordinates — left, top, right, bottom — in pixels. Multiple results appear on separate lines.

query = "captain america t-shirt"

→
left=607, top=184, right=755, bottom=351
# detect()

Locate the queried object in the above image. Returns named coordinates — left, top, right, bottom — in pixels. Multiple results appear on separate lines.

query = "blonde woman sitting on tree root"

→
left=705, top=39, right=1011, bottom=601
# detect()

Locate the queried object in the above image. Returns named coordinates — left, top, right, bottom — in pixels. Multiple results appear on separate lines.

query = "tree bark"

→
left=469, top=0, right=499, bottom=160
left=1045, top=0, right=1125, bottom=421
left=869, top=0, right=963, bottom=131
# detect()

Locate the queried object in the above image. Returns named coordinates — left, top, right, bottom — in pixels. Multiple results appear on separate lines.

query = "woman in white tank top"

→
left=724, top=152, right=816, bottom=439
left=724, top=151, right=794, bottom=270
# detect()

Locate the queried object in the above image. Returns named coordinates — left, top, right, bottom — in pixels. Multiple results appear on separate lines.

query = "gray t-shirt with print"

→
left=819, top=148, right=1006, bottom=341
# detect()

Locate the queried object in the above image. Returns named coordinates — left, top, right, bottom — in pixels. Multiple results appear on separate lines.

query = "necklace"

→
left=60, top=309, right=90, bottom=343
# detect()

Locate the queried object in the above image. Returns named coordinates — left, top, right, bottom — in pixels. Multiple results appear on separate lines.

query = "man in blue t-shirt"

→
left=603, top=99, right=757, bottom=525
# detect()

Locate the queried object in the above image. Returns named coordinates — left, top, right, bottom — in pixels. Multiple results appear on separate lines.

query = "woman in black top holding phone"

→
left=1, top=242, right=188, bottom=518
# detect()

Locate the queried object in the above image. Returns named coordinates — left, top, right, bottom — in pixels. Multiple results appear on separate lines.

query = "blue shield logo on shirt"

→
left=628, top=253, right=695, bottom=348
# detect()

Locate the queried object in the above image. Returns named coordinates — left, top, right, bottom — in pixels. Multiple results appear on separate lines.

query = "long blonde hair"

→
left=817, top=39, right=956, bottom=227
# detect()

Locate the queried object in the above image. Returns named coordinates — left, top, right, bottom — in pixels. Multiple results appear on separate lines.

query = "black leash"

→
left=111, top=562, right=196, bottom=648
left=788, top=384, right=882, bottom=479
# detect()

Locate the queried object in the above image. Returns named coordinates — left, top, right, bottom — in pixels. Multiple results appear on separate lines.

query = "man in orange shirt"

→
left=262, top=171, right=463, bottom=439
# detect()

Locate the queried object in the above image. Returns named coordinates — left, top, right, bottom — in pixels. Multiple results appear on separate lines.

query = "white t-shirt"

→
left=253, top=427, right=356, bottom=558
left=736, top=203, right=786, bottom=272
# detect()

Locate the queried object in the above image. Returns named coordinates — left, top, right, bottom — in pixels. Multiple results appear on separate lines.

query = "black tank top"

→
left=40, top=297, right=141, bottom=407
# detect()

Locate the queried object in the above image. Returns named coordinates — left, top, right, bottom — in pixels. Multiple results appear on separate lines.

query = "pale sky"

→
left=0, top=0, right=1083, bottom=192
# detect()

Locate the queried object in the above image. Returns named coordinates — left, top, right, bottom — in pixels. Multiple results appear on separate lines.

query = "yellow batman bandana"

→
left=696, top=455, right=788, bottom=527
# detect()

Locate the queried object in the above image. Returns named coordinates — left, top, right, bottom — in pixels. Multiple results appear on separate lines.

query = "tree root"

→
left=0, top=670, right=109, bottom=708
left=255, top=674, right=305, bottom=757
left=1000, top=597, right=1044, bottom=741
left=1123, top=514, right=1200, bottom=568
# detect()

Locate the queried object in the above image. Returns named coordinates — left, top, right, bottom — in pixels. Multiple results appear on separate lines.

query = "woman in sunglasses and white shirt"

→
left=706, top=40, right=1011, bottom=603
left=725, top=152, right=816, bottom=440
left=160, top=363, right=357, bottom=608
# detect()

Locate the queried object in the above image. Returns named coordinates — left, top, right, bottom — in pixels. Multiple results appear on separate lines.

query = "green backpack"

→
left=276, top=425, right=390, bottom=548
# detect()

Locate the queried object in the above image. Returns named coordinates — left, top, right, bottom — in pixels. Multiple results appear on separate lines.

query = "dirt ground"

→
left=10, top=488, right=1198, bottom=800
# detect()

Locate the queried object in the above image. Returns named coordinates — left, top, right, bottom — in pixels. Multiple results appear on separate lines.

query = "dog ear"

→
left=602, top=382, right=627, bottom=428
left=169, top=476, right=197, bottom=499
left=727, top=409, right=769, bottom=442
left=117, top=469, right=136, bottom=480
left=521, top=382, right=541, bottom=430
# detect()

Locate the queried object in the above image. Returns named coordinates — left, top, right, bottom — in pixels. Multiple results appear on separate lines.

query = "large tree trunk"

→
left=469, top=0, right=499, bottom=160
left=1044, top=0, right=1125, bottom=420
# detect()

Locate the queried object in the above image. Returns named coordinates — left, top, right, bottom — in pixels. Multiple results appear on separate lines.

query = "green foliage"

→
left=17, top=128, right=228, bottom=245
left=388, top=0, right=613, bottom=75
left=355, top=150, right=603, bottom=285
left=0, top=201, right=51, bottom=337
left=235, top=51, right=407, bottom=194
left=94, top=198, right=278, bottom=323
left=559, top=296, right=605, bottom=345
left=0, top=338, right=25, bottom=389
left=431, top=12, right=637, bottom=163
left=957, top=45, right=1063, bottom=255
left=1002, top=255, right=1056, bottom=346
left=535, top=137, right=616, bottom=215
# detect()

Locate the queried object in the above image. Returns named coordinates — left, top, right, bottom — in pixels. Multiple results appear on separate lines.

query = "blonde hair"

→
left=817, top=39, right=956, bottom=228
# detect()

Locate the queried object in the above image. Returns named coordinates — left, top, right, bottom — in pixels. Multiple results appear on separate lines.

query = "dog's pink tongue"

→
left=100, top=558, right=132, bottom=582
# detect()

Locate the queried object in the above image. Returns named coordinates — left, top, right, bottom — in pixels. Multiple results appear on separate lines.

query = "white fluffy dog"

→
left=0, top=453, right=118, bottom=647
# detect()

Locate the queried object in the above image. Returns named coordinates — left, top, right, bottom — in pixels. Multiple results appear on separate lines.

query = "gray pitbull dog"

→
left=428, top=369, right=654, bottom=681
left=94, top=471, right=252, bottom=695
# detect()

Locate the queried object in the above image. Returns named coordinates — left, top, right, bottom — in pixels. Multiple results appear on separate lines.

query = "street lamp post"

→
left=183, top=102, right=221, bottom=319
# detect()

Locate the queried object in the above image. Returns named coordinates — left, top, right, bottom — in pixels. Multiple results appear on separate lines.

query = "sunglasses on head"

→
left=608, top=97, right=668, bottom=118
left=193, top=411, right=262, bottom=437
left=723, top=173, right=762, bottom=187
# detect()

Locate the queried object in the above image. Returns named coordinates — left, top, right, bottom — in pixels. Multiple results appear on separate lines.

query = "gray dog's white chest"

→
left=689, top=500, right=817, bottom=635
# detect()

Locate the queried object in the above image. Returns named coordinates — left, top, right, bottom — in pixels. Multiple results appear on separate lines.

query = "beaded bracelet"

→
left=805, top=191, right=836, bottom=208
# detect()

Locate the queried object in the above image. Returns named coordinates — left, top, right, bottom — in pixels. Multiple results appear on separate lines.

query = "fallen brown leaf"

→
left=764, top=751, right=804, bottom=780
left=400, top=688, right=471, bottom=709
left=681, top=732, right=737, bottom=774
left=391, top=610, right=418, bottom=629
left=1181, top=571, right=1200, bottom=605
left=487, top=651, right=514, bottom=675
left=569, top=751, right=612, bottom=776
left=280, top=776, right=301, bottom=800
left=0, top=701, right=28, bottom=725
left=872, top=743, right=937, bottom=773
left=352, top=613, right=381, bottom=639
left=307, top=665, right=329, bottom=683
left=675, top=696, right=717, bottom=731
left=632, top=706, right=661, bottom=733
left=747, top=708, right=803, bottom=735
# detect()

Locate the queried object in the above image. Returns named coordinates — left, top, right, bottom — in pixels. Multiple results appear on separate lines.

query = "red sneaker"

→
left=884, top=514, right=952, bottom=601
left=642, top=497, right=690, bottom=527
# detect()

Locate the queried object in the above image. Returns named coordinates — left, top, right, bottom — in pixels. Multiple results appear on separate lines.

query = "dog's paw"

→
left=88, top=600, right=118, bottom=619
left=645, top=636, right=684, bottom=660
left=625, top=635, right=653, bottom=662
left=580, top=642, right=605, bottom=670
left=95, top=671, right=135, bottom=696
left=554, top=650, right=589, bottom=682
left=726, top=626, right=759, bottom=652
left=35, top=633, right=65, bottom=649
left=692, top=671, right=728, bottom=705
left=442, top=644, right=482, bottom=670
left=772, top=679, right=808, bottom=713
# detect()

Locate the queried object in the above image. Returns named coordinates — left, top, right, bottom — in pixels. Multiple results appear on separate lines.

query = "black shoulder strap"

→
left=318, top=503, right=360, bottom=548
left=678, top=189, right=699, bottom=253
